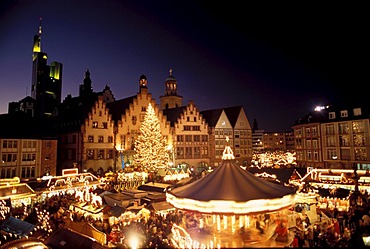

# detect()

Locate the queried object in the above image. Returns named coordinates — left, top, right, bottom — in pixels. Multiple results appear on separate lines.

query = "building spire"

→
left=33, top=17, right=42, bottom=54
left=38, top=17, right=42, bottom=36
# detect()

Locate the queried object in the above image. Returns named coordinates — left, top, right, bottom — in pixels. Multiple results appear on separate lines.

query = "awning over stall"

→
left=0, top=216, right=35, bottom=237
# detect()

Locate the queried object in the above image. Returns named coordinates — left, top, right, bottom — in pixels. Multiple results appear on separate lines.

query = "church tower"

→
left=159, top=68, right=183, bottom=110
left=31, top=18, right=63, bottom=118
left=79, top=69, right=93, bottom=97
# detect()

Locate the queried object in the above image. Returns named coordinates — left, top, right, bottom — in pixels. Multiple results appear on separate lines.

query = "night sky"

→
left=0, top=1, right=368, bottom=131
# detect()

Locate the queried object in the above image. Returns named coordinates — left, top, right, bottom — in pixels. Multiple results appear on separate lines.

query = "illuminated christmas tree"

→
left=133, top=103, right=169, bottom=172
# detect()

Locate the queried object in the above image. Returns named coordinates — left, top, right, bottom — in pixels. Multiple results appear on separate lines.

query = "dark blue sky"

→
left=0, top=1, right=367, bottom=131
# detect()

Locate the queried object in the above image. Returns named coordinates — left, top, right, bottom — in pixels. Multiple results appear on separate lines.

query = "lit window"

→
left=354, top=108, right=362, bottom=116
left=87, top=150, right=94, bottom=159
left=97, top=149, right=104, bottom=159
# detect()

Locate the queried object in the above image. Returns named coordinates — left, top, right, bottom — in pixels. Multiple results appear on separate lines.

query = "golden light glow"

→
left=0, top=177, right=20, bottom=185
left=294, top=192, right=318, bottom=204
left=166, top=192, right=296, bottom=215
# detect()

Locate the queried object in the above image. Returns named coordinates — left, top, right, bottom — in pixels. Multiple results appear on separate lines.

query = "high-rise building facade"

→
left=31, top=18, right=63, bottom=118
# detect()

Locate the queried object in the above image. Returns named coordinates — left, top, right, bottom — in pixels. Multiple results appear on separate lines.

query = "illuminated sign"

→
left=62, top=168, right=78, bottom=176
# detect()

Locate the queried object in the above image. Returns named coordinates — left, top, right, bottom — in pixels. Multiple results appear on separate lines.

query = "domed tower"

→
left=139, top=74, right=148, bottom=94
left=159, top=68, right=183, bottom=110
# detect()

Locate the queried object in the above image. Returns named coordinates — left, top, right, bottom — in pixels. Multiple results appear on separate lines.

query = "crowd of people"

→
left=289, top=188, right=370, bottom=248
left=1, top=190, right=185, bottom=248
left=2, top=175, right=370, bottom=248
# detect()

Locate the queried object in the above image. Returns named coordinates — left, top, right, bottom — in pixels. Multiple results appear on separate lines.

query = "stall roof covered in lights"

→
left=37, top=170, right=103, bottom=194
left=0, top=183, right=36, bottom=201
left=166, top=138, right=297, bottom=215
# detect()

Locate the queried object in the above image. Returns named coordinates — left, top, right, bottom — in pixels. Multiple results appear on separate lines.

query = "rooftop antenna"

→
left=38, top=17, right=42, bottom=36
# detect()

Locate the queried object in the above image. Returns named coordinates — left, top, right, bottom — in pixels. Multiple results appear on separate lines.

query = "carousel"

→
left=166, top=137, right=298, bottom=248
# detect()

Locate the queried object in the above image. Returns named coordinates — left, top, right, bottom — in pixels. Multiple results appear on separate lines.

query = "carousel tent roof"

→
left=166, top=140, right=297, bottom=214
left=167, top=160, right=295, bottom=202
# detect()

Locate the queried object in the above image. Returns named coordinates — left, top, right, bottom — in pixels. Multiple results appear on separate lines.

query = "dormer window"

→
left=329, top=112, right=336, bottom=119
left=353, top=108, right=362, bottom=116
left=340, top=110, right=348, bottom=118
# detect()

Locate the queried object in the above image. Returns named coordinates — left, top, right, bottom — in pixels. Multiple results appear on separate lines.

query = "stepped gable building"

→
left=160, top=69, right=210, bottom=172
left=56, top=70, right=115, bottom=175
left=200, top=106, right=252, bottom=167
left=106, top=74, right=171, bottom=172
left=162, top=101, right=210, bottom=173
left=1, top=21, right=256, bottom=181
left=293, top=104, right=370, bottom=169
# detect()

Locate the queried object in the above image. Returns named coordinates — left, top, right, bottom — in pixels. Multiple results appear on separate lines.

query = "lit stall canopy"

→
left=166, top=138, right=297, bottom=215
left=299, top=168, right=370, bottom=192
left=0, top=182, right=36, bottom=208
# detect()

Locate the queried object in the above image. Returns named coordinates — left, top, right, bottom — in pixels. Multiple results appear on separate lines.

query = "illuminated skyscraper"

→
left=31, top=18, right=63, bottom=118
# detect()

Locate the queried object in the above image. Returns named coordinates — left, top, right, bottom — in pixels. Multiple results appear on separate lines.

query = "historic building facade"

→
left=56, top=70, right=116, bottom=175
left=109, top=74, right=172, bottom=172
left=0, top=115, right=58, bottom=179
left=163, top=101, right=210, bottom=173
left=1, top=20, right=254, bottom=179
left=293, top=105, right=370, bottom=170
left=0, top=138, right=58, bottom=179
left=56, top=70, right=253, bottom=175
left=201, top=106, right=252, bottom=166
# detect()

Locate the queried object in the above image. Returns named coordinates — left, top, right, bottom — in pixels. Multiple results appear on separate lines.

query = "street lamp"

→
left=113, top=128, right=118, bottom=172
